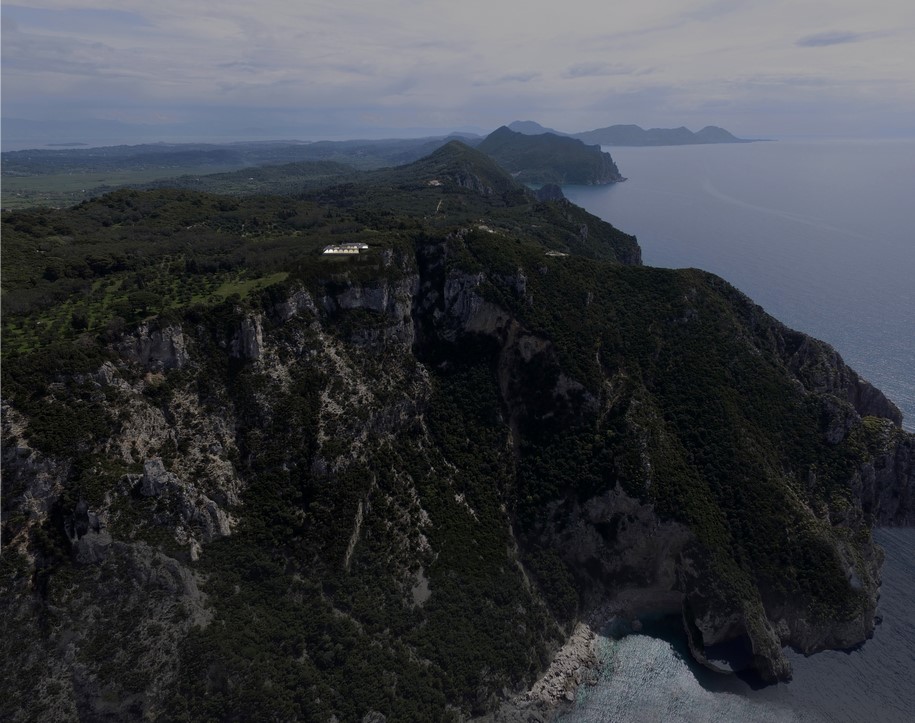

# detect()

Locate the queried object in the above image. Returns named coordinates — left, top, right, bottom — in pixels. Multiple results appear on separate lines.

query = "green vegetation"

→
left=0, top=140, right=902, bottom=721
left=2, top=130, right=626, bottom=208
left=0, top=162, right=363, bottom=210
left=1, top=136, right=473, bottom=208
left=478, top=126, right=623, bottom=184
left=445, top=228, right=878, bottom=625
left=1, top=142, right=637, bottom=352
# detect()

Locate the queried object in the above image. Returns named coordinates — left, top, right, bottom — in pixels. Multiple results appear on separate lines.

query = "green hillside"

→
left=478, top=126, right=624, bottom=184
left=1, top=142, right=909, bottom=722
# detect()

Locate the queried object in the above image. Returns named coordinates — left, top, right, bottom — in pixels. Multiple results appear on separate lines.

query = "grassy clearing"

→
left=210, top=272, right=289, bottom=301
left=2, top=266, right=290, bottom=355
left=1, top=166, right=251, bottom=209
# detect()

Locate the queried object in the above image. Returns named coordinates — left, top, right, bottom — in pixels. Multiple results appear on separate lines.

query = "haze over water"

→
left=560, top=141, right=915, bottom=721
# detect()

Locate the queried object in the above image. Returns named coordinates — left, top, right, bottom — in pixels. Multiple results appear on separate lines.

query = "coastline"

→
left=477, top=602, right=647, bottom=722
left=473, top=622, right=599, bottom=723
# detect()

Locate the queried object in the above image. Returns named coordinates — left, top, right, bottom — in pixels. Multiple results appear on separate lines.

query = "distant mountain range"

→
left=2, top=121, right=754, bottom=207
left=507, top=120, right=757, bottom=146
left=2, top=127, right=626, bottom=208
left=504, top=120, right=568, bottom=137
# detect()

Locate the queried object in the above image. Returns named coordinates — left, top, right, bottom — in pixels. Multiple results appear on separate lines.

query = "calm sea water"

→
left=564, top=140, right=915, bottom=431
left=558, top=530, right=915, bottom=723
left=559, top=142, right=915, bottom=722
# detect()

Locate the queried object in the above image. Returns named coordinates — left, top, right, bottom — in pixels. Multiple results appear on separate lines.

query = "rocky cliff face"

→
left=477, top=127, right=625, bottom=185
left=854, top=421, right=915, bottom=525
left=409, top=247, right=910, bottom=685
left=2, top=229, right=913, bottom=721
left=118, top=323, right=190, bottom=370
left=411, top=236, right=910, bottom=685
left=533, top=184, right=566, bottom=202
left=779, top=328, right=903, bottom=425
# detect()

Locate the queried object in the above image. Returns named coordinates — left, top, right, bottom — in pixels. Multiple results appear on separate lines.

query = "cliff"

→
left=477, top=126, right=624, bottom=185
left=1, top=148, right=911, bottom=721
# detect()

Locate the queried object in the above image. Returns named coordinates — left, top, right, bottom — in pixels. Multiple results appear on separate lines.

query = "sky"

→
left=2, top=0, right=915, bottom=147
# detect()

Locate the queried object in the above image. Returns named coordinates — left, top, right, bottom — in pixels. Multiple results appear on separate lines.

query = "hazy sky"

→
left=3, top=0, right=914, bottom=143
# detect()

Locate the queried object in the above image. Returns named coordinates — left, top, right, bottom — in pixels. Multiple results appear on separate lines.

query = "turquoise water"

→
left=558, top=530, right=915, bottom=723
left=559, top=142, right=915, bottom=721
left=564, top=140, right=915, bottom=431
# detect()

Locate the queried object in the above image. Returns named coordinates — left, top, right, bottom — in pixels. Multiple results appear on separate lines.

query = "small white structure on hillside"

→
left=322, top=242, right=369, bottom=255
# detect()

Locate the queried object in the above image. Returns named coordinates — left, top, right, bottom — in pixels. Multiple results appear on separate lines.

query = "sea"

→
left=558, top=140, right=915, bottom=722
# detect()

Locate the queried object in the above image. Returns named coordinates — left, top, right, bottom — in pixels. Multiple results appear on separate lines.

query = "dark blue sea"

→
left=558, top=141, right=915, bottom=722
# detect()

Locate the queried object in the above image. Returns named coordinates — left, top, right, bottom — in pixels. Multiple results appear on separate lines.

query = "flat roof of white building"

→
left=322, top=242, right=369, bottom=254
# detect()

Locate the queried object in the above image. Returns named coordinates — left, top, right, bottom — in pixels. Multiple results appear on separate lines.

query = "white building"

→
left=322, top=242, right=369, bottom=255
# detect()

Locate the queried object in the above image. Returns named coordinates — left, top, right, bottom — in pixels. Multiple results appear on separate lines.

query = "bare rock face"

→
left=777, top=328, right=902, bottom=426
left=320, top=276, right=419, bottom=347
left=63, top=498, right=112, bottom=565
left=1, top=407, right=70, bottom=527
left=532, top=484, right=797, bottom=685
left=130, top=458, right=234, bottom=545
left=231, top=314, right=264, bottom=360
left=275, top=287, right=318, bottom=322
left=854, top=421, right=915, bottom=525
left=450, top=172, right=495, bottom=196
left=139, top=458, right=178, bottom=497
left=120, top=323, right=189, bottom=370
left=440, top=272, right=511, bottom=340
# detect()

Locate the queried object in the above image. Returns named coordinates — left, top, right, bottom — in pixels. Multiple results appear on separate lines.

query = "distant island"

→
left=508, top=119, right=758, bottom=146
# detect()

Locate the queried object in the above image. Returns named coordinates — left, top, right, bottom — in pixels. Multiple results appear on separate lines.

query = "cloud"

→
left=565, top=63, right=613, bottom=78
left=796, top=31, right=866, bottom=47
left=2, top=4, right=151, bottom=33
left=473, top=71, right=541, bottom=86
left=564, top=62, right=651, bottom=79
left=2, top=0, right=914, bottom=142
left=1, top=23, right=150, bottom=80
left=734, top=74, right=832, bottom=88
left=497, top=71, right=540, bottom=83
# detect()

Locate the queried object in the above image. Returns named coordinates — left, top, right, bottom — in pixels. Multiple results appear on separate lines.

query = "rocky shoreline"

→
left=476, top=603, right=644, bottom=723
left=474, top=622, right=597, bottom=722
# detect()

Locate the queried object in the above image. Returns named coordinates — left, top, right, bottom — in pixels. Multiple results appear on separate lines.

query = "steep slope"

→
left=477, top=127, right=624, bottom=184
left=1, top=149, right=911, bottom=721
left=374, top=139, right=526, bottom=197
